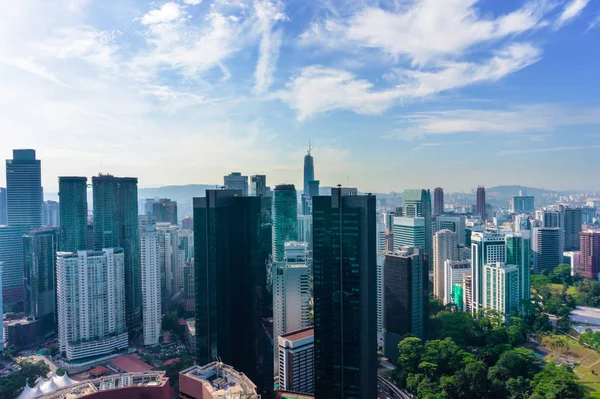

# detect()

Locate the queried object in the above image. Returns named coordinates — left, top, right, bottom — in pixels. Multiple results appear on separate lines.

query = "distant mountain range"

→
left=485, top=185, right=559, bottom=198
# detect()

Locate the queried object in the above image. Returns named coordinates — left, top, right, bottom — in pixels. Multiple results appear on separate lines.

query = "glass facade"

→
left=272, top=184, right=298, bottom=262
left=505, top=232, right=531, bottom=308
left=312, top=188, right=377, bottom=399
left=402, top=189, right=432, bottom=258
left=58, top=176, right=88, bottom=252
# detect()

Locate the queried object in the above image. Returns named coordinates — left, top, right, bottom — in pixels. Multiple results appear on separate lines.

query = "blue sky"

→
left=0, top=0, right=599, bottom=193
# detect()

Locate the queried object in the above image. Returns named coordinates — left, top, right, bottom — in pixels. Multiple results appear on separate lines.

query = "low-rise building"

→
left=179, top=362, right=260, bottom=399
left=278, top=328, right=314, bottom=395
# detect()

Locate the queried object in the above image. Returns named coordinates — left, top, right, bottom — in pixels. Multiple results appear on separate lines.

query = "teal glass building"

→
left=272, top=184, right=298, bottom=261
left=58, top=176, right=88, bottom=252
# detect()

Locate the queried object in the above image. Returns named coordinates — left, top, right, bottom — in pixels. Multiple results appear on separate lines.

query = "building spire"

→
left=307, top=139, right=314, bottom=156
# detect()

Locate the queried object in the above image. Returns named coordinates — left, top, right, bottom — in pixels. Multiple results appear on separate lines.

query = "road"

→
left=377, top=375, right=413, bottom=399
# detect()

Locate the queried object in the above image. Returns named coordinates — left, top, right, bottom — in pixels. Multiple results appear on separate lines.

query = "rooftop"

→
left=275, top=393, right=315, bottom=399
left=280, top=327, right=314, bottom=342
left=109, top=354, right=153, bottom=373
left=180, top=362, right=258, bottom=398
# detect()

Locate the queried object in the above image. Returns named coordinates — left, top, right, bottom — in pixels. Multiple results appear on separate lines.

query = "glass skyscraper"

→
left=194, top=189, right=272, bottom=394
left=92, top=174, right=140, bottom=334
left=0, top=187, right=6, bottom=225
left=505, top=231, right=531, bottom=308
left=272, top=184, right=298, bottom=261
left=58, top=176, right=88, bottom=252
left=402, top=189, right=432, bottom=259
left=312, top=187, right=377, bottom=399
left=302, top=145, right=315, bottom=215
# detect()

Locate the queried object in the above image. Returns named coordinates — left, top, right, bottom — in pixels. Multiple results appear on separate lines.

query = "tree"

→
left=530, top=363, right=584, bottom=399
left=393, top=337, right=423, bottom=387
left=550, top=264, right=572, bottom=285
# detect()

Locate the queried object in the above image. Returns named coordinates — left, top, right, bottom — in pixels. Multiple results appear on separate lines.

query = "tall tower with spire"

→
left=302, top=142, right=315, bottom=215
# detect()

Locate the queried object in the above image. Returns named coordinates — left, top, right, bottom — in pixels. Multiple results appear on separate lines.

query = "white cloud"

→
left=586, top=13, right=600, bottom=32
left=183, top=0, right=203, bottom=5
left=141, top=3, right=185, bottom=25
left=499, top=144, right=600, bottom=156
left=3, top=58, right=64, bottom=85
left=555, top=0, right=590, bottom=29
left=253, top=0, right=287, bottom=94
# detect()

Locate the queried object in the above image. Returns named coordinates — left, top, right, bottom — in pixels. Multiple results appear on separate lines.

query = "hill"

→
left=486, top=185, right=558, bottom=198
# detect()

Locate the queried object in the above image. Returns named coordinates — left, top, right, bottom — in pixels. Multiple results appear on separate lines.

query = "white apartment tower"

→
left=471, top=230, right=508, bottom=313
left=57, top=248, right=128, bottom=361
left=376, top=221, right=387, bottom=253
left=140, top=216, right=161, bottom=346
left=157, top=223, right=179, bottom=311
left=483, top=262, right=520, bottom=317
left=433, top=230, right=459, bottom=299
left=443, top=259, right=471, bottom=306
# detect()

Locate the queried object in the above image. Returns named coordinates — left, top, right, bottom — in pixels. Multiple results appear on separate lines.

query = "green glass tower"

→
left=58, top=177, right=88, bottom=252
left=194, top=189, right=272, bottom=394
left=505, top=231, right=531, bottom=308
left=313, top=187, right=377, bottom=399
left=272, top=184, right=298, bottom=261
left=92, top=174, right=140, bottom=334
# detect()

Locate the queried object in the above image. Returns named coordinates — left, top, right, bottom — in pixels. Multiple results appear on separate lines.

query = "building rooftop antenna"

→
left=307, top=139, right=315, bottom=156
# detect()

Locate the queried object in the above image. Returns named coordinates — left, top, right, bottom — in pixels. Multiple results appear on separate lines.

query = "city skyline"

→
left=1, top=1, right=600, bottom=193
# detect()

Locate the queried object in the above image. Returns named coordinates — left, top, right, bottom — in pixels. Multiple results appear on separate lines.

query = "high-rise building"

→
left=579, top=231, right=600, bottom=279
left=139, top=216, right=161, bottom=346
left=383, top=211, right=395, bottom=231
left=564, top=208, right=582, bottom=251
left=250, top=175, right=267, bottom=196
left=194, top=190, right=272, bottom=391
left=444, top=260, right=471, bottom=306
left=0, top=262, right=3, bottom=351
left=23, top=228, right=59, bottom=336
left=272, top=243, right=310, bottom=375
left=312, top=187, right=377, bottom=398
left=476, top=186, right=486, bottom=221
left=183, top=261, right=195, bottom=313
left=515, top=214, right=531, bottom=232
left=403, top=189, right=432, bottom=257
left=471, top=230, right=507, bottom=312
left=224, top=172, right=248, bottom=195
left=42, top=200, right=60, bottom=227
left=383, top=247, right=428, bottom=363
left=57, top=248, right=128, bottom=361
left=0, top=226, right=25, bottom=304
left=505, top=231, right=531, bottom=308
left=564, top=251, right=580, bottom=276
left=483, top=262, right=520, bottom=317
left=272, top=184, right=298, bottom=262
left=153, top=198, right=178, bottom=226
left=376, top=255, right=385, bottom=349
left=434, top=214, right=466, bottom=246
left=58, top=177, right=88, bottom=252
left=463, top=274, right=473, bottom=313
left=181, top=216, right=194, bottom=230
left=297, top=215, right=312, bottom=245
left=434, top=187, right=444, bottom=216
left=157, top=223, right=179, bottom=311
left=392, top=216, right=426, bottom=252
left=302, top=145, right=315, bottom=216
left=6, top=149, right=42, bottom=229
left=376, top=221, right=387, bottom=253
left=142, top=198, right=158, bottom=216
left=0, top=187, right=6, bottom=225
left=433, top=230, right=459, bottom=299
left=532, top=227, right=564, bottom=274
left=511, top=195, right=535, bottom=213
left=179, top=362, right=260, bottom=399
left=278, top=328, right=314, bottom=395
left=179, top=228, right=194, bottom=263
left=541, top=209, right=564, bottom=228
left=92, top=174, right=140, bottom=334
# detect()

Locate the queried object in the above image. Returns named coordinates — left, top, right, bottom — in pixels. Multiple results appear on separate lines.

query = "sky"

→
left=1, top=0, right=600, bottom=193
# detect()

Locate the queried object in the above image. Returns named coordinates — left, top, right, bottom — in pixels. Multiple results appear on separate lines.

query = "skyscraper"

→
left=42, top=200, right=60, bottom=227
left=23, top=228, right=59, bottom=336
left=272, top=184, right=298, bottom=262
left=483, top=262, right=520, bottom=317
left=532, top=227, right=564, bottom=274
left=58, top=176, right=88, bottom=252
left=153, top=198, right=178, bottom=225
left=92, top=174, right=140, bottom=334
left=434, top=214, right=466, bottom=246
left=278, top=328, right=315, bottom=395
left=0, top=187, right=6, bottom=225
left=312, top=187, right=377, bottom=398
left=392, top=216, right=426, bottom=251
left=224, top=172, right=248, bottom=195
left=0, top=262, right=3, bottom=352
left=541, top=209, right=564, bottom=228
left=139, top=216, right=161, bottom=346
left=157, top=223, right=179, bottom=311
left=302, top=145, right=315, bottom=216
left=403, top=189, right=432, bottom=258
left=250, top=175, right=267, bottom=196
left=505, top=231, right=531, bottom=308
left=471, top=230, right=507, bottom=312
left=579, top=231, right=600, bottom=279
left=433, top=230, right=459, bottom=299
left=476, top=186, right=486, bottom=221
left=433, top=187, right=444, bottom=216
left=194, top=189, right=272, bottom=391
left=57, top=248, right=128, bottom=361
left=511, top=195, right=535, bottom=213
left=383, top=247, right=428, bottom=363
left=564, top=208, right=582, bottom=251
left=444, top=260, right=471, bottom=306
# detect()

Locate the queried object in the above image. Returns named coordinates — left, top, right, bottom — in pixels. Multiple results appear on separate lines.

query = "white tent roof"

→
left=18, top=372, right=77, bottom=399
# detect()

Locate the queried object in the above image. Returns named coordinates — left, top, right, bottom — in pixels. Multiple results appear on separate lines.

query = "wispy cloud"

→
left=555, top=0, right=590, bottom=29
left=586, top=13, right=600, bottom=32
left=253, top=0, right=287, bottom=94
left=3, top=58, right=64, bottom=85
left=499, top=144, right=600, bottom=156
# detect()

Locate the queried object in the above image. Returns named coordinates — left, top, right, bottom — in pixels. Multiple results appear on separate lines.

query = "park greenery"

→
left=0, top=360, right=50, bottom=399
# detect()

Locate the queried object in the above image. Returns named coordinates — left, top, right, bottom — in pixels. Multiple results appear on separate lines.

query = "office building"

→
left=582, top=207, right=596, bottom=225
left=194, top=190, right=272, bottom=392
left=183, top=262, right=195, bottom=313
left=23, top=228, right=59, bottom=336
left=58, top=176, right=88, bottom=252
left=42, top=200, right=59, bottom=227
left=57, top=248, right=128, bottom=362
left=0, top=227, right=25, bottom=305
left=272, top=184, right=298, bottom=261
left=0, top=262, right=2, bottom=351
left=483, top=262, right=520, bottom=317
left=532, top=227, right=564, bottom=274
left=383, top=247, right=428, bottom=363
left=179, top=362, right=259, bottom=399
left=579, top=231, right=600, bottom=279
left=505, top=231, right=531, bottom=307
left=153, top=198, right=178, bottom=225
left=434, top=214, right=466, bottom=246
left=383, top=211, right=395, bottom=231
left=564, top=208, right=582, bottom=251
left=511, top=195, right=535, bottom=213
left=403, top=189, right=432, bottom=257
left=312, top=187, right=377, bottom=398
left=224, top=172, right=248, bottom=195
left=564, top=251, right=580, bottom=276
left=278, top=328, right=314, bottom=395
left=433, top=230, right=459, bottom=299
left=0, top=187, right=6, bottom=225
left=463, top=274, right=473, bottom=312
left=376, top=255, right=384, bottom=349
left=302, top=145, right=315, bottom=216
left=541, top=209, right=564, bottom=228
left=140, top=216, right=161, bottom=346
left=182, top=216, right=194, bottom=230
left=179, top=228, right=194, bottom=263
left=434, top=187, right=444, bottom=216
left=476, top=186, right=486, bottom=221
left=444, top=260, right=471, bottom=306
left=515, top=214, right=531, bottom=232
left=157, top=223, right=179, bottom=310
left=297, top=215, right=312, bottom=244
left=376, top=221, right=387, bottom=253
left=393, top=216, right=426, bottom=252
left=471, top=230, right=506, bottom=312
left=250, top=174, right=267, bottom=196
left=92, top=174, right=140, bottom=333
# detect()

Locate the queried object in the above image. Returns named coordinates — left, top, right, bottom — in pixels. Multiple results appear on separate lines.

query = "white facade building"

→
left=297, top=215, right=312, bottom=244
left=471, top=230, right=507, bottom=313
left=278, top=328, right=314, bottom=394
left=435, top=214, right=466, bottom=246
left=376, top=222, right=387, bottom=253
left=157, top=223, right=179, bottom=310
left=57, top=249, right=128, bottom=362
left=483, top=262, right=520, bottom=317
left=140, top=217, right=161, bottom=346
left=433, top=230, right=459, bottom=299
left=444, top=260, right=471, bottom=306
